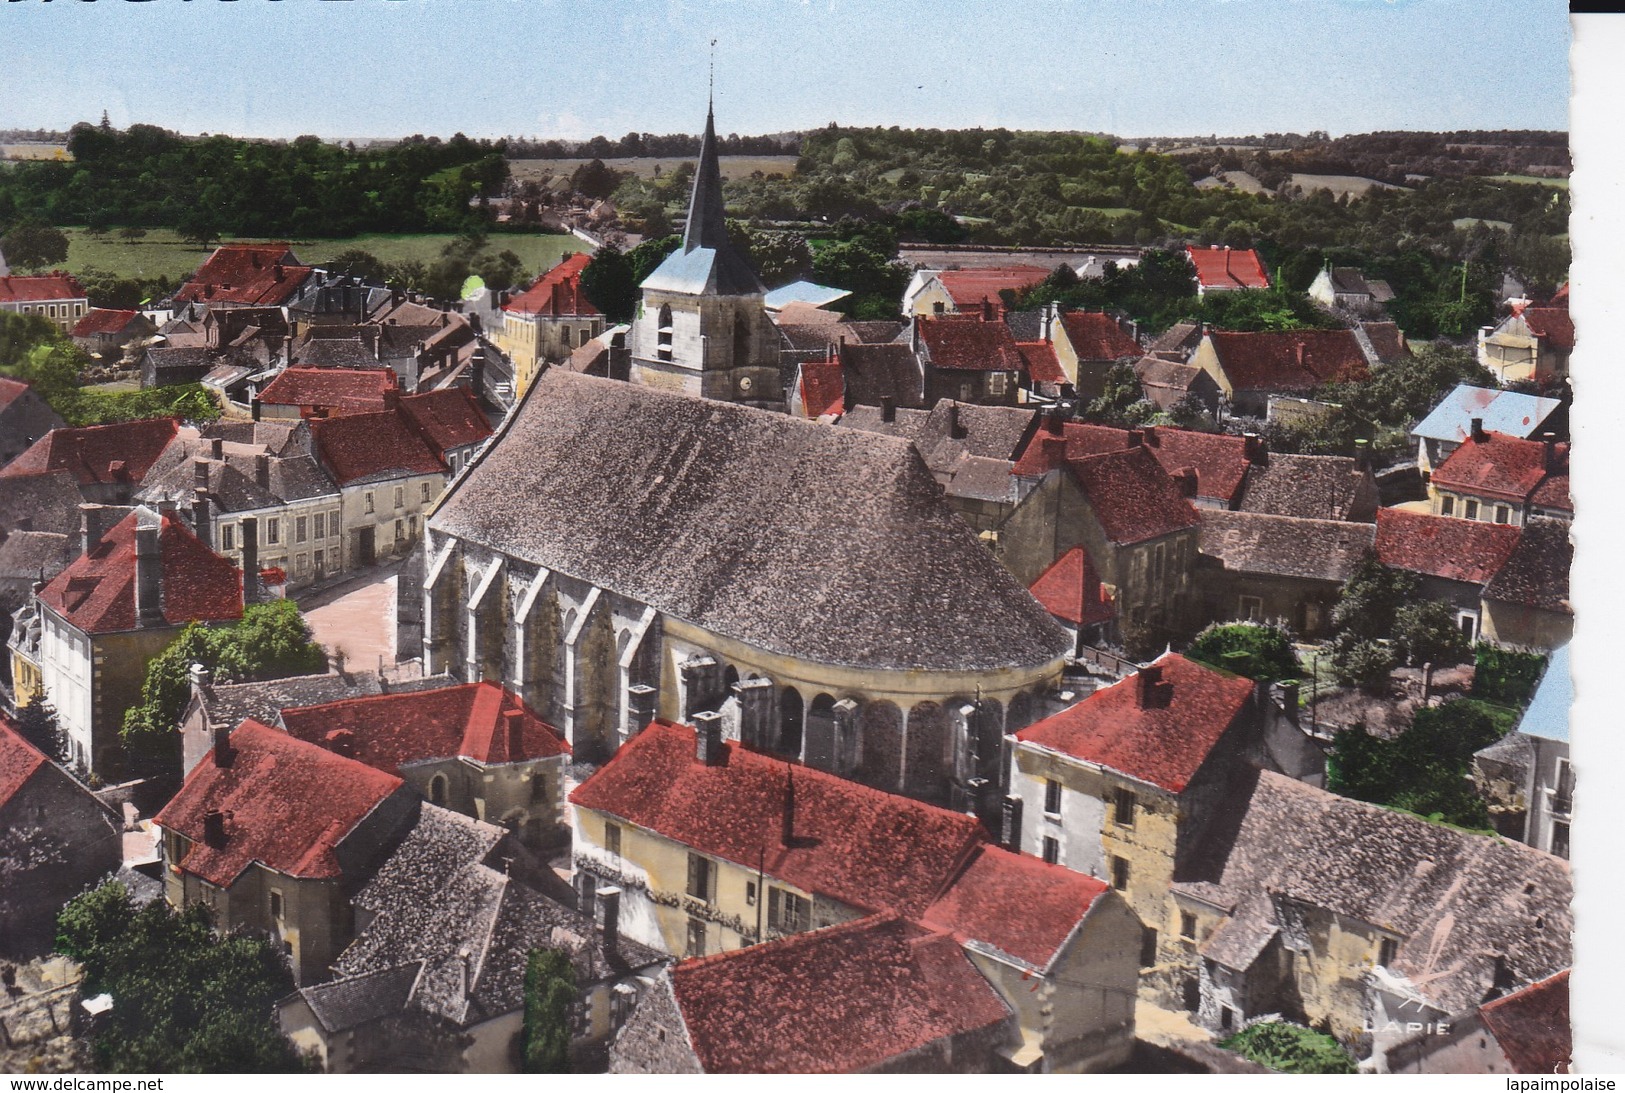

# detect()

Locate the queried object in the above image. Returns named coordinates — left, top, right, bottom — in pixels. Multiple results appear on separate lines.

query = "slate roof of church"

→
left=641, top=107, right=763, bottom=297
left=433, top=370, right=1068, bottom=672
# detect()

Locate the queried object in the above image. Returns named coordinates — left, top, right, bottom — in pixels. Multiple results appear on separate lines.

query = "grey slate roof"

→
left=196, top=670, right=453, bottom=731
left=642, top=106, right=763, bottom=297
left=433, top=372, right=1068, bottom=672
left=136, top=437, right=339, bottom=511
left=839, top=343, right=926, bottom=409
left=840, top=399, right=1037, bottom=500
left=297, top=962, right=424, bottom=1034
left=292, top=339, right=380, bottom=369
left=0, top=531, right=75, bottom=586
left=1483, top=517, right=1571, bottom=613
left=1412, top=386, right=1565, bottom=446
left=0, top=470, right=84, bottom=535
left=1177, top=769, right=1571, bottom=1016
left=1199, top=511, right=1375, bottom=583
left=1236, top=452, right=1377, bottom=522
left=1004, top=309, right=1045, bottom=342
left=1150, top=321, right=1202, bottom=357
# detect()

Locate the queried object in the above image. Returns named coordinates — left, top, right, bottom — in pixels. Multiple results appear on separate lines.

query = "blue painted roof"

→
left=1516, top=642, right=1569, bottom=743
left=764, top=281, right=853, bottom=311
left=1411, top=385, right=1563, bottom=444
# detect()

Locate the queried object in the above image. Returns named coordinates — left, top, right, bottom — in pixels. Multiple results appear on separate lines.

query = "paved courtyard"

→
left=297, top=561, right=400, bottom=673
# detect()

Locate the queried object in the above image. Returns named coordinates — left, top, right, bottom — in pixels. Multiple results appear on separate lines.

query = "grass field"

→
left=59, top=228, right=588, bottom=281
left=1, top=143, right=71, bottom=161
left=1490, top=174, right=1569, bottom=188
left=1289, top=173, right=1408, bottom=199
left=509, top=155, right=799, bottom=182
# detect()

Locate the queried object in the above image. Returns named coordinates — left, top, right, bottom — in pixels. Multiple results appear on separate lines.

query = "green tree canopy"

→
left=1326, top=699, right=1506, bottom=828
left=55, top=883, right=308, bottom=1073
left=1220, top=1021, right=1356, bottom=1074
left=578, top=242, right=639, bottom=324
left=1392, top=600, right=1473, bottom=668
left=521, top=948, right=576, bottom=1073
left=1, top=221, right=70, bottom=271
left=1187, top=622, right=1302, bottom=683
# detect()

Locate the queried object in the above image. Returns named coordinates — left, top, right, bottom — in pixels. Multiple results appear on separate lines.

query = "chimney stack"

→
left=189, top=662, right=212, bottom=694
left=1045, top=407, right=1066, bottom=436
left=1541, top=431, right=1558, bottom=472
left=694, top=711, right=725, bottom=766
left=240, top=515, right=259, bottom=603
left=1175, top=467, right=1198, bottom=498
left=981, top=296, right=994, bottom=322
left=504, top=708, right=525, bottom=759
left=1354, top=437, right=1370, bottom=471
left=203, top=808, right=227, bottom=847
left=191, top=488, right=211, bottom=548
left=597, top=887, right=621, bottom=953
left=1135, top=664, right=1163, bottom=709
left=1470, top=417, right=1486, bottom=443
left=948, top=403, right=966, bottom=440
left=211, top=724, right=233, bottom=768
left=1272, top=680, right=1300, bottom=726
left=193, top=456, right=211, bottom=493
left=1126, top=429, right=1143, bottom=448
left=1243, top=431, right=1264, bottom=463
left=134, top=522, right=163, bottom=627
left=471, top=344, right=487, bottom=399
left=209, top=437, right=223, bottom=459
left=1000, top=794, right=1023, bottom=851
left=627, top=684, right=658, bottom=732
left=254, top=453, right=271, bottom=490
left=1142, top=425, right=1159, bottom=448
left=880, top=395, right=896, bottom=423
left=79, top=503, right=112, bottom=556
left=250, top=394, right=262, bottom=422
left=781, top=764, right=796, bottom=848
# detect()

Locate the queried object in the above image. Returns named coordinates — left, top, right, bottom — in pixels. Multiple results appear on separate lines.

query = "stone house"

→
left=1197, top=511, right=1375, bottom=635
left=1386, top=969, right=1569, bottom=1075
left=280, top=806, right=664, bottom=1073
left=166, top=243, right=312, bottom=311
left=24, top=505, right=243, bottom=775
left=1478, top=517, right=1571, bottom=651
left=1184, top=246, right=1269, bottom=297
left=1190, top=329, right=1369, bottom=417
left=69, top=308, right=156, bottom=364
left=1306, top=266, right=1394, bottom=314
left=1234, top=449, right=1380, bottom=522
left=1134, top=356, right=1223, bottom=417
left=1009, top=655, right=1320, bottom=998
left=0, top=417, right=179, bottom=506
left=154, top=718, right=420, bottom=984
left=0, top=273, right=88, bottom=332
left=905, top=266, right=1049, bottom=318
left=1410, top=384, right=1567, bottom=475
left=0, top=716, right=122, bottom=957
left=256, top=367, right=400, bottom=421
left=912, top=315, right=1025, bottom=407
left=1026, top=546, right=1118, bottom=650
left=0, top=378, right=64, bottom=469
left=497, top=252, right=603, bottom=400
left=1169, top=769, right=1570, bottom=1062
left=1374, top=508, right=1522, bottom=644
left=1051, top=309, right=1142, bottom=401
left=424, top=369, right=1068, bottom=809
left=1478, top=297, right=1572, bottom=385
left=578, top=719, right=1142, bottom=1073
left=1429, top=426, right=1570, bottom=526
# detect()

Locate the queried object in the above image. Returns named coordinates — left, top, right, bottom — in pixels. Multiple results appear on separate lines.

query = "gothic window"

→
left=657, top=305, right=674, bottom=362
left=733, top=315, right=751, bottom=371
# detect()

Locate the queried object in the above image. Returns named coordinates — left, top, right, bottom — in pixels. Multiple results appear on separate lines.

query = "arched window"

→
left=429, top=773, right=449, bottom=806
left=778, top=688, right=804, bottom=757
left=657, top=305, right=674, bottom=362
left=733, top=315, right=751, bottom=371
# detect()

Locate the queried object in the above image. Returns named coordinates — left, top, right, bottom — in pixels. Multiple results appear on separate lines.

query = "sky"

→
left=1, top=0, right=1571, bottom=143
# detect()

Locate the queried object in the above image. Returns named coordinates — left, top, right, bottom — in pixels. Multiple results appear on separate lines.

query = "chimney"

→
left=189, top=662, right=212, bottom=694
left=210, top=722, right=233, bottom=768
left=1045, top=407, right=1066, bottom=436
left=504, top=708, right=525, bottom=758
left=694, top=710, right=725, bottom=766
left=1126, top=429, right=1143, bottom=448
left=324, top=729, right=356, bottom=758
left=597, top=887, right=621, bottom=953
left=1541, top=431, right=1559, bottom=472
left=1141, top=425, right=1159, bottom=447
left=1470, top=417, right=1486, bottom=443
left=135, top=523, right=163, bottom=627
left=208, top=437, right=223, bottom=459
left=79, top=503, right=111, bottom=556
left=948, top=403, right=966, bottom=440
left=1000, top=794, right=1024, bottom=851
left=203, top=808, right=227, bottom=847
left=981, top=296, right=994, bottom=322
left=910, top=318, right=921, bottom=353
left=880, top=395, right=896, bottom=423
left=191, top=488, right=211, bottom=547
left=733, top=678, right=775, bottom=750
left=240, top=515, right=259, bottom=602
left=627, top=684, right=658, bottom=732
left=254, top=453, right=270, bottom=490
left=1174, top=467, right=1198, bottom=498
left=250, top=394, right=262, bottom=422
left=272, top=262, right=284, bottom=282
left=1353, top=437, right=1370, bottom=471
left=781, top=764, right=796, bottom=847
left=193, top=456, right=211, bottom=492
left=471, top=344, right=487, bottom=398
left=1272, top=680, right=1300, bottom=726
left=1135, top=664, right=1163, bottom=709
left=1242, top=431, right=1264, bottom=463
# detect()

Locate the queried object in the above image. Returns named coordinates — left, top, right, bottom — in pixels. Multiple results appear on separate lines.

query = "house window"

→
left=1494, top=504, right=1511, bottom=525
left=958, top=382, right=975, bottom=401
left=330, top=508, right=340, bottom=530
left=1110, top=856, right=1130, bottom=892
left=221, top=524, right=235, bottom=550
left=1153, top=544, right=1166, bottom=582
left=295, top=553, right=308, bottom=575
left=1440, top=495, right=1454, bottom=516
left=1238, top=595, right=1263, bottom=621
left=1113, top=787, right=1135, bottom=827
left=1042, top=836, right=1059, bottom=865
left=364, top=492, right=375, bottom=514
left=429, top=774, right=448, bottom=806
left=394, top=486, right=405, bottom=510
left=746, top=881, right=757, bottom=906
left=266, top=518, right=280, bottom=544
left=1140, top=926, right=1158, bottom=968
left=1378, top=938, right=1398, bottom=968
left=768, top=887, right=811, bottom=934
left=314, top=549, right=325, bottom=574
left=1457, top=611, right=1478, bottom=642
left=270, top=890, right=284, bottom=922
left=1553, top=758, right=1574, bottom=815
left=395, top=520, right=406, bottom=543
left=686, top=916, right=706, bottom=957
left=1180, top=912, right=1197, bottom=943
left=989, top=372, right=1008, bottom=396
left=314, top=513, right=325, bottom=539
left=580, top=328, right=592, bottom=347
left=1044, top=778, right=1062, bottom=817
left=686, top=853, right=713, bottom=903
left=933, top=301, right=946, bottom=315
left=1551, top=820, right=1570, bottom=860
left=1464, top=499, right=1480, bottom=520
left=604, top=822, right=621, bottom=858
left=295, top=516, right=307, bottom=543
left=421, top=482, right=432, bottom=503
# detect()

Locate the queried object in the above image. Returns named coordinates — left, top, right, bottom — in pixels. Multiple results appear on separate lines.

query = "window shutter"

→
left=768, top=886, right=782, bottom=928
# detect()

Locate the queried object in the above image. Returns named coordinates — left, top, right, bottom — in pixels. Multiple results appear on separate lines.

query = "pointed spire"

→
left=682, top=100, right=730, bottom=254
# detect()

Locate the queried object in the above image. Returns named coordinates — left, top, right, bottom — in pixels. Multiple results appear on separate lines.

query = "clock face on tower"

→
left=738, top=375, right=754, bottom=393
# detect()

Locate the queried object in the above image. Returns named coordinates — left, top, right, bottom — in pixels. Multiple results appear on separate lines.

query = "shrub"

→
left=521, top=948, right=576, bottom=1073
left=1220, top=1020, right=1356, bottom=1074
left=1187, top=622, right=1301, bottom=683
left=1473, top=644, right=1548, bottom=706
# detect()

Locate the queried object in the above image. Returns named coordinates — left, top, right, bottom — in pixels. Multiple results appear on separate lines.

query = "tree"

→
left=1392, top=600, right=1472, bottom=668
left=810, top=240, right=910, bottom=318
left=1187, top=622, right=1301, bottom=683
left=733, top=224, right=812, bottom=287
left=1326, top=700, right=1505, bottom=827
left=578, top=242, right=639, bottom=324
left=1330, top=553, right=1416, bottom=643
left=1083, top=361, right=1157, bottom=426
left=1220, top=1021, right=1356, bottom=1074
left=571, top=158, right=623, bottom=201
left=15, top=697, right=66, bottom=763
left=121, top=601, right=327, bottom=772
left=626, top=234, right=682, bottom=285
left=55, top=883, right=308, bottom=1073
left=1, top=222, right=69, bottom=272
left=470, top=249, right=527, bottom=293
left=324, top=248, right=388, bottom=283
left=521, top=948, right=576, bottom=1073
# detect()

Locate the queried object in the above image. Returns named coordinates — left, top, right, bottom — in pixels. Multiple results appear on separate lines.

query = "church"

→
left=420, top=103, right=1071, bottom=810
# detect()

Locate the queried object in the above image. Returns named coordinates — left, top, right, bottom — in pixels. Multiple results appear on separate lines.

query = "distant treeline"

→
left=505, top=130, right=800, bottom=160
left=1164, top=130, right=1570, bottom=187
left=0, top=121, right=511, bottom=239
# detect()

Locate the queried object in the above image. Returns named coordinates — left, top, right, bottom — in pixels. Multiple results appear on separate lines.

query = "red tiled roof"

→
left=398, top=387, right=493, bottom=452
left=155, top=719, right=403, bottom=887
left=502, top=252, right=599, bottom=317
left=1206, top=329, right=1369, bottom=392
left=1029, top=546, right=1116, bottom=627
left=1016, top=653, right=1254, bottom=793
left=0, top=417, right=178, bottom=486
left=1374, top=508, right=1522, bottom=585
left=1431, top=432, right=1567, bottom=505
left=1480, top=969, right=1570, bottom=1074
left=1016, top=341, right=1066, bottom=385
left=170, top=244, right=311, bottom=308
left=1057, top=310, right=1140, bottom=362
left=1530, top=473, right=1571, bottom=513
left=257, top=367, right=397, bottom=413
left=933, top=266, right=1049, bottom=310
left=278, top=681, right=567, bottom=774
left=70, top=308, right=140, bottom=338
left=1070, top=445, right=1201, bottom=546
left=1519, top=307, right=1574, bottom=351
left=669, top=913, right=1010, bottom=1073
left=0, top=377, right=29, bottom=413
left=1185, top=246, right=1270, bottom=290
left=310, top=408, right=446, bottom=485
left=799, top=359, right=845, bottom=418
left=38, top=511, right=243, bottom=634
left=569, top=720, right=983, bottom=918
left=922, top=845, right=1108, bottom=969
left=0, top=716, right=49, bottom=814
left=917, top=316, right=1026, bottom=373
left=1010, top=421, right=1130, bottom=476
left=0, top=273, right=85, bottom=304
left=1141, top=426, right=1250, bottom=505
